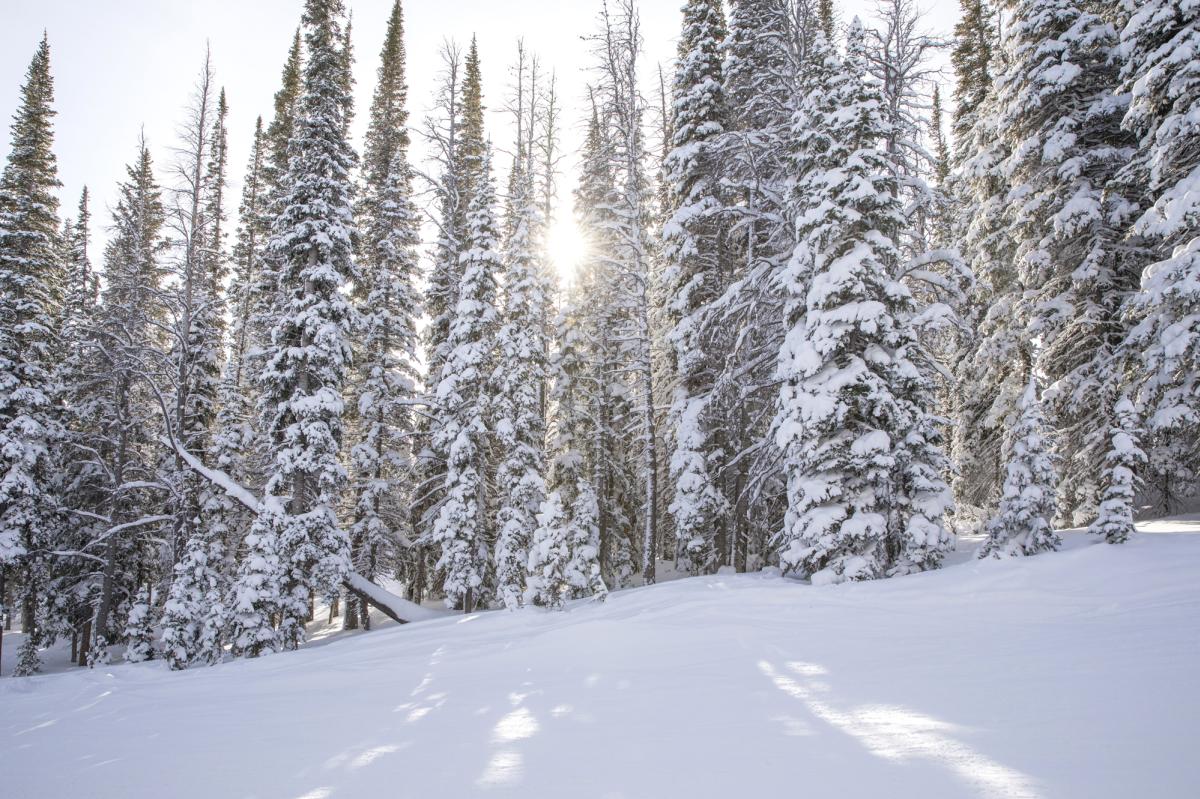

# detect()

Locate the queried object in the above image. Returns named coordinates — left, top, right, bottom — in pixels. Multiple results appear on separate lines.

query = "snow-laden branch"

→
left=162, top=435, right=261, bottom=514
left=160, top=435, right=435, bottom=626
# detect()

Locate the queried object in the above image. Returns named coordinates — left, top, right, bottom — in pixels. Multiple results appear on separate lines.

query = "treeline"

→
left=0, top=0, right=1196, bottom=675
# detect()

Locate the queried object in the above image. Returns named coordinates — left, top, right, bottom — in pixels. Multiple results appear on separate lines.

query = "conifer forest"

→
left=1, top=0, right=1199, bottom=796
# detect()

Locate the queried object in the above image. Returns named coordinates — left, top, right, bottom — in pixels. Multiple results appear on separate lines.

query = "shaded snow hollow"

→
left=3, top=520, right=1199, bottom=798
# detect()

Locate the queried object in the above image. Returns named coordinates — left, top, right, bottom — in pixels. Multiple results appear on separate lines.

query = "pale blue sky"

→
left=1, top=0, right=961, bottom=260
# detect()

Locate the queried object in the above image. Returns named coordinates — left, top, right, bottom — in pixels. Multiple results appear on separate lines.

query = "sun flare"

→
left=546, top=216, right=588, bottom=282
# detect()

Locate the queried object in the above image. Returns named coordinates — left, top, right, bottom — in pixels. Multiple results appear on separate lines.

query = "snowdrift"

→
left=3, top=523, right=1199, bottom=798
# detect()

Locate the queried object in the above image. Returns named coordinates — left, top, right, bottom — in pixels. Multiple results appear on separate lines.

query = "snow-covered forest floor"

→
left=4, top=518, right=1199, bottom=799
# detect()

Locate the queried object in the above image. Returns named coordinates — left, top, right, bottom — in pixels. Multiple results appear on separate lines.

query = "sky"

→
left=1, top=0, right=963, bottom=270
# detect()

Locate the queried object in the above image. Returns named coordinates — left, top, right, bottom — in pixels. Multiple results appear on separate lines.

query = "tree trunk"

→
left=78, top=618, right=91, bottom=666
left=342, top=589, right=359, bottom=630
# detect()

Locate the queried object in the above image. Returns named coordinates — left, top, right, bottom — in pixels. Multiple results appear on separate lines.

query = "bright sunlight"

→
left=546, top=215, right=588, bottom=282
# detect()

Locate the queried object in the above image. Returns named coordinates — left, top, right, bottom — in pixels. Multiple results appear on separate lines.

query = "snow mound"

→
left=3, top=524, right=1199, bottom=798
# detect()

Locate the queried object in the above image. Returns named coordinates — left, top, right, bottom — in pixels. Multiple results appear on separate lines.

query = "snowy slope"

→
left=4, top=523, right=1199, bottom=799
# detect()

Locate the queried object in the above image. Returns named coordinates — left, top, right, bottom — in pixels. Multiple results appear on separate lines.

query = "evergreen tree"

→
left=663, top=0, right=730, bottom=574
left=51, top=186, right=106, bottom=666
left=947, top=0, right=1021, bottom=523
left=1089, top=397, right=1145, bottom=545
left=710, top=0, right=811, bottom=571
left=995, top=0, right=1136, bottom=523
left=13, top=635, right=40, bottom=677
left=88, top=139, right=169, bottom=659
left=930, top=85, right=950, bottom=187
left=774, top=22, right=951, bottom=583
left=228, top=511, right=281, bottom=657
left=526, top=300, right=606, bottom=607
left=574, top=103, right=638, bottom=589
left=980, top=377, right=1060, bottom=558
left=248, top=29, right=305, bottom=421
left=122, top=585, right=155, bottom=663
left=0, top=35, right=63, bottom=668
left=348, top=0, right=422, bottom=625
left=1120, top=0, right=1200, bottom=507
left=493, top=158, right=549, bottom=609
left=251, top=0, right=357, bottom=649
left=206, top=118, right=267, bottom=612
left=950, top=0, right=995, bottom=162
left=161, top=62, right=232, bottom=669
left=593, top=0, right=661, bottom=584
left=413, top=43, right=468, bottom=597
left=432, top=147, right=501, bottom=612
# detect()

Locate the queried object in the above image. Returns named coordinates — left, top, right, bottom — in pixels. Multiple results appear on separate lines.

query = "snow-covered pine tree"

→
left=708, top=0, right=810, bottom=570
left=1089, top=397, right=1145, bottom=545
left=227, top=509, right=281, bottom=657
left=979, top=376, right=1060, bottom=558
left=662, top=0, right=730, bottom=574
left=87, top=139, right=170, bottom=661
left=526, top=299, right=607, bottom=607
left=51, top=186, right=109, bottom=667
left=247, top=29, right=304, bottom=446
left=994, top=0, right=1137, bottom=525
left=593, top=0, right=660, bottom=585
left=123, top=585, right=155, bottom=663
left=493, top=154, right=549, bottom=609
left=13, top=635, right=40, bottom=677
left=253, top=0, right=357, bottom=649
left=930, top=85, right=950, bottom=188
left=0, top=35, right=63, bottom=674
left=164, top=55, right=224, bottom=569
left=947, top=0, right=1022, bottom=524
left=1120, top=0, right=1200, bottom=510
left=348, top=0, right=422, bottom=627
left=412, top=42, right=467, bottom=599
left=162, top=68, right=233, bottom=669
left=949, top=0, right=996, bottom=164
left=774, top=21, right=952, bottom=583
left=573, top=101, right=638, bottom=589
left=432, top=146, right=501, bottom=613
left=224, top=117, right=266, bottom=453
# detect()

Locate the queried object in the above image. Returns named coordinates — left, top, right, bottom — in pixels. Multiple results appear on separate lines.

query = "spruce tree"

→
left=947, top=0, right=1020, bottom=523
left=663, top=0, right=730, bottom=574
left=774, top=22, right=951, bottom=583
left=228, top=513, right=281, bottom=657
left=980, top=377, right=1060, bottom=558
left=592, top=1, right=660, bottom=584
left=572, top=104, right=637, bottom=588
left=527, top=300, right=606, bottom=607
left=432, top=147, right=501, bottom=612
left=994, top=0, right=1136, bottom=524
left=251, top=0, right=357, bottom=649
left=0, top=36, right=63, bottom=668
left=493, top=158, right=549, bottom=609
left=206, top=118, right=267, bottom=605
left=122, top=586, right=155, bottom=663
left=1089, top=398, right=1145, bottom=545
left=1120, top=0, right=1200, bottom=506
left=711, top=0, right=809, bottom=571
left=349, top=0, right=422, bottom=623
left=414, top=43, right=468, bottom=596
left=89, top=139, right=169, bottom=658
left=248, top=30, right=305, bottom=416
left=950, top=0, right=995, bottom=162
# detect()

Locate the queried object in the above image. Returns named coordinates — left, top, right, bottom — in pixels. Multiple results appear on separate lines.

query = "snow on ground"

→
left=3, top=520, right=1199, bottom=799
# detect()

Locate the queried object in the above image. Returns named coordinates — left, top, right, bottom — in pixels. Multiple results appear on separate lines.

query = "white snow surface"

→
left=4, top=520, right=1200, bottom=798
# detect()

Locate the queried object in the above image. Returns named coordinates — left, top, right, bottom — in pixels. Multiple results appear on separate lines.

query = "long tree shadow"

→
left=758, top=659, right=1042, bottom=799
